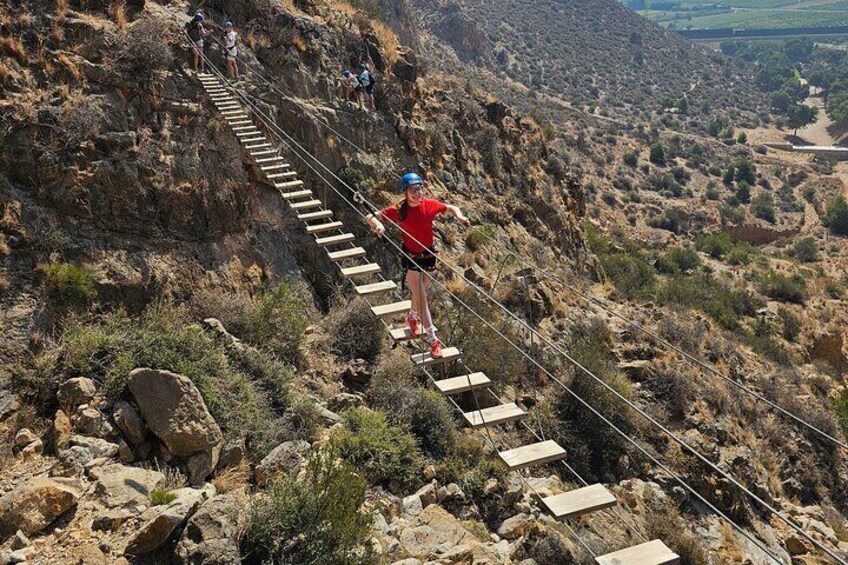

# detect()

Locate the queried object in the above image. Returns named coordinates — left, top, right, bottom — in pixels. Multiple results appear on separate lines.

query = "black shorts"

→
left=402, top=249, right=437, bottom=272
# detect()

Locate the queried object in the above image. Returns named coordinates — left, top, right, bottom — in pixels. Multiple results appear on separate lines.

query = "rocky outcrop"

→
left=127, top=368, right=223, bottom=485
left=254, top=440, right=311, bottom=487
left=176, top=493, right=245, bottom=564
left=93, top=464, right=165, bottom=508
left=398, top=504, right=502, bottom=562
left=0, top=477, right=82, bottom=538
left=57, top=377, right=97, bottom=408
left=124, top=487, right=211, bottom=557
left=112, top=401, right=147, bottom=446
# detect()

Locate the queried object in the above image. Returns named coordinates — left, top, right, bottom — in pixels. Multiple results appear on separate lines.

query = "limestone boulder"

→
left=398, top=505, right=501, bottom=562
left=254, top=440, right=310, bottom=487
left=124, top=488, right=209, bottom=557
left=0, top=477, right=82, bottom=538
left=176, top=494, right=244, bottom=564
left=0, top=391, right=19, bottom=420
left=127, top=368, right=223, bottom=485
left=52, top=410, right=72, bottom=452
left=57, top=378, right=97, bottom=408
left=112, top=401, right=146, bottom=446
left=94, top=464, right=165, bottom=508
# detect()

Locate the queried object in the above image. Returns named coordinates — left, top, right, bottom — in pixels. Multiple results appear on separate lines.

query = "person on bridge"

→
left=185, top=12, right=212, bottom=74
left=224, top=21, right=240, bottom=81
left=366, top=173, right=470, bottom=358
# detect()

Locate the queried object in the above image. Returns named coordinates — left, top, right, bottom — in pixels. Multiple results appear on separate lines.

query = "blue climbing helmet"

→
left=194, top=11, right=204, bottom=21
left=225, top=21, right=233, bottom=28
left=400, top=173, right=423, bottom=190
left=343, top=69, right=351, bottom=77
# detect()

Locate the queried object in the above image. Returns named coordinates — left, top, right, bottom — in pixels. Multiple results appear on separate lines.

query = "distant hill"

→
left=410, top=0, right=767, bottom=125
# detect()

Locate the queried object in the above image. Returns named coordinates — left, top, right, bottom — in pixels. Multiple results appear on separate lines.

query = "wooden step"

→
left=306, top=221, right=343, bottom=234
left=234, top=127, right=259, bottom=134
left=245, top=143, right=272, bottom=150
left=266, top=171, right=297, bottom=180
left=355, top=280, right=396, bottom=295
left=228, top=122, right=253, bottom=128
left=315, top=233, right=355, bottom=247
left=297, top=210, right=333, bottom=221
left=389, top=327, right=422, bottom=342
left=463, top=402, right=525, bottom=428
left=371, top=300, right=412, bottom=318
left=290, top=199, right=321, bottom=210
left=595, top=540, right=679, bottom=565
left=412, top=346, right=461, bottom=368
left=328, top=247, right=366, bottom=261
left=240, top=137, right=265, bottom=144
left=498, top=440, right=566, bottom=471
left=255, top=157, right=285, bottom=164
left=541, top=484, right=617, bottom=519
left=433, top=372, right=491, bottom=395
left=222, top=110, right=248, bottom=116
left=210, top=96, right=232, bottom=101
left=340, top=263, right=381, bottom=277
left=275, top=180, right=304, bottom=190
left=216, top=102, right=240, bottom=108
left=281, top=189, right=311, bottom=199
left=250, top=149, right=278, bottom=157
left=260, top=163, right=290, bottom=172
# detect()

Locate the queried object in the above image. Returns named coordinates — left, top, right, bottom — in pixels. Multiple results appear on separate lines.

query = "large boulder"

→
left=398, top=505, right=501, bottom=562
left=57, top=378, right=96, bottom=408
left=124, top=488, right=209, bottom=557
left=112, top=401, right=146, bottom=446
left=0, top=477, right=82, bottom=538
left=176, top=494, right=244, bottom=564
left=254, top=440, right=310, bottom=487
left=127, top=368, right=223, bottom=485
left=94, top=464, right=165, bottom=508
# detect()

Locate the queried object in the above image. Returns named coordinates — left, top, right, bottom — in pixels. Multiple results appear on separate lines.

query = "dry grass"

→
left=327, top=0, right=358, bottom=17
left=292, top=33, right=307, bottom=53
left=372, top=20, right=399, bottom=67
left=245, top=30, right=271, bottom=50
left=0, top=36, right=28, bottom=65
left=55, top=0, right=68, bottom=21
left=50, top=23, right=65, bottom=44
left=212, top=461, right=250, bottom=493
left=57, top=52, right=83, bottom=82
left=109, top=1, right=127, bottom=30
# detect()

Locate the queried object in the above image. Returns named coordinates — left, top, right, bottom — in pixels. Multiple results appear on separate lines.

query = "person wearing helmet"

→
left=365, top=173, right=470, bottom=358
left=184, top=12, right=212, bottom=74
left=357, top=63, right=376, bottom=111
left=224, top=21, right=239, bottom=81
left=338, top=69, right=357, bottom=103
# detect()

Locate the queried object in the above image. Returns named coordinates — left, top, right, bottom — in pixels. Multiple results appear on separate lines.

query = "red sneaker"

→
left=430, top=338, right=443, bottom=358
left=406, top=312, right=421, bottom=336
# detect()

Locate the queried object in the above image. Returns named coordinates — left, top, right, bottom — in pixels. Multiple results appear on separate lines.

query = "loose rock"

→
left=95, top=464, right=165, bottom=508
left=176, top=494, right=244, bottom=564
left=57, top=378, right=97, bottom=408
left=112, top=401, right=146, bottom=446
left=0, top=477, right=82, bottom=537
left=254, top=440, right=310, bottom=487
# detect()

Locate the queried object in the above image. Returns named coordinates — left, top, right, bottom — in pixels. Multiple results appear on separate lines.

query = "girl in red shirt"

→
left=366, top=173, right=469, bottom=357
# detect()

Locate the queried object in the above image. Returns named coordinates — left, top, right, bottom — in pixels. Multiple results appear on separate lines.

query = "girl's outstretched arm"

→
left=445, top=204, right=470, bottom=227
left=365, top=212, right=386, bottom=237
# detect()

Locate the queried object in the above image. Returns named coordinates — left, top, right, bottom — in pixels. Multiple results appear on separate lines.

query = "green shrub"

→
left=791, top=237, right=818, bottom=263
left=466, top=224, right=497, bottom=251
left=647, top=209, right=688, bottom=233
left=735, top=181, right=751, bottom=204
left=656, top=246, right=701, bottom=274
left=697, top=232, right=733, bottom=258
left=823, top=195, right=848, bottom=235
left=746, top=334, right=791, bottom=366
left=649, top=142, right=666, bottom=165
left=623, top=151, right=638, bottom=167
left=226, top=344, right=293, bottom=411
left=834, top=392, right=848, bottom=439
left=436, top=434, right=504, bottom=495
left=331, top=407, right=423, bottom=490
left=244, top=448, right=373, bottom=565
left=778, top=307, right=801, bottom=342
left=60, top=302, right=290, bottom=460
left=327, top=297, right=382, bottom=362
left=825, top=279, right=844, bottom=299
left=726, top=243, right=754, bottom=266
left=600, top=252, right=656, bottom=299
left=758, top=271, right=807, bottom=304
left=647, top=507, right=709, bottom=565
left=750, top=192, right=776, bottom=223
left=150, top=488, right=177, bottom=506
left=39, top=263, right=96, bottom=303
left=657, top=275, right=763, bottom=331
left=244, top=280, right=310, bottom=363
left=705, top=182, right=720, bottom=200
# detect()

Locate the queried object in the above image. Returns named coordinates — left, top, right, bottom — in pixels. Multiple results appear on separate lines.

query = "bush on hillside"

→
left=657, top=274, right=763, bottom=331
left=331, top=407, right=423, bottom=490
left=649, top=142, right=665, bottom=165
left=823, top=195, right=848, bottom=235
left=791, top=237, right=819, bottom=263
left=244, top=280, right=309, bottom=364
left=327, top=296, right=383, bottom=362
left=751, top=191, right=776, bottom=223
left=834, top=392, right=848, bottom=439
left=758, top=271, right=807, bottom=304
left=39, top=262, right=97, bottom=303
left=243, top=448, right=373, bottom=565
left=778, top=307, right=801, bottom=342
left=114, top=16, right=174, bottom=80
left=601, top=252, right=656, bottom=299
left=655, top=246, right=701, bottom=274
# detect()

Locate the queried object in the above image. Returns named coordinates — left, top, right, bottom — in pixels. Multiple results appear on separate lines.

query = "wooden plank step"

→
left=328, top=247, right=366, bottom=261
left=255, top=157, right=284, bottom=164
left=228, top=121, right=253, bottom=127
left=306, top=221, right=343, bottom=234
left=316, top=233, right=355, bottom=247
left=210, top=96, right=233, bottom=101
left=412, top=346, right=461, bottom=368
left=389, top=327, right=421, bottom=342
left=260, top=163, right=290, bottom=172
left=291, top=199, right=321, bottom=210
left=222, top=110, right=247, bottom=116
left=371, top=300, right=412, bottom=318
left=340, top=263, right=381, bottom=277
left=240, top=137, right=265, bottom=144
left=275, top=180, right=304, bottom=190
left=266, top=171, right=297, bottom=180
left=595, top=540, right=679, bottom=565
left=297, top=210, right=333, bottom=221
left=434, top=372, right=491, bottom=395
left=244, top=143, right=272, bottom=150
left=281, top=190, right=311, bottom=199
left=216, top=102, right=240, bottom=108
left=234, top=128, right=259, bottom=134
left=541, top=484, right=617, bottom=519
left=250, top=149, right=278, bottom=157
left=499, top=440, right=566, bottom=471
left=354, top=280, right=396, bottom=295
left=463, top=402, right=525, bottom=428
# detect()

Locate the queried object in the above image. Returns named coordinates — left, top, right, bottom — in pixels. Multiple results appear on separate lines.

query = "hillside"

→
left=410, top=0, right=769, bottom=127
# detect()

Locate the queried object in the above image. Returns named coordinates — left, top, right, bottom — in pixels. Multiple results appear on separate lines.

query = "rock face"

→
left=399, top=504, right=501, bottom=562
left=0, top=477, right=82, bottom=538
left=94, top=464, right=165, bottom=508
left=112, top=402, right=147, bottom=445
left=127, top=368, right=223, bottom=485
left=254, top=440, right=310, bottom=487
left=124, top=488, right=209, bottom=557
left=176, top=494, right=244, bottom=564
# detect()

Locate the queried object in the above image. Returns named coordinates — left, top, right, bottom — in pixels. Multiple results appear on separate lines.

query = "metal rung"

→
left=595, top=540, right=679, bottom=565
left=498, top=440, right=566, bottom=471
left=291, top=199, right=321, bottom=210
left=541, top=484, right=617, bottom=520
left=340, top=263, right=380, bottom=277
left=306, top=221, right=343, bottom=234
left=260, top=163, right=290, bottom=171
left=266, top=171, right=297, bottom=180
left=281, top=190, right=311, bottom=199
left=328, top=247, right=366, bottom=261
left=275, top=180, right=303, bottom=190
left=463, top=402, right=525, bottom=428
left=298, top=210, right=333, bottom=221
left=370, top=300, right=412, bottom=318
left=316, top=233, right=355, bottom=247
left=255, top=157, right=284, bottom=164
left=412, top=347, right=461, bottom=368
left=250, top=149, right=278, bottom=156
left=434, top=372, right=491, bottom=395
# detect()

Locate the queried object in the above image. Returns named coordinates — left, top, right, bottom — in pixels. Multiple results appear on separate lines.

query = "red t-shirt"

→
left=380, top=198, right=448, bottom=254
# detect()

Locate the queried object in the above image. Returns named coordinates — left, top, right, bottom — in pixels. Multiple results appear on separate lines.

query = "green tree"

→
left=786, top=104, right=818, bottom=136
left=649, top=142, right=666, bottom=165
left=823, top=195, right=848, bottom=235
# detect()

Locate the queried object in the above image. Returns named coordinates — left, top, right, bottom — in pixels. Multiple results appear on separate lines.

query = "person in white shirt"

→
left=224, top=21, right=239, bottom=81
